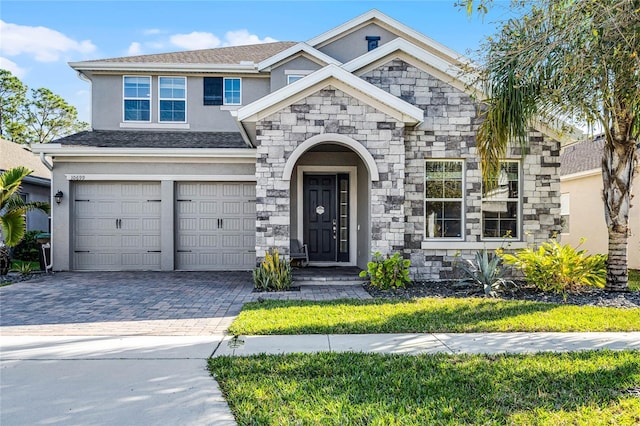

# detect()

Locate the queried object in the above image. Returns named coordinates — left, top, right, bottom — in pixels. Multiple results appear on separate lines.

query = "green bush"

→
left=501, top=239, right=606, bottom=296
left=253, top=248, right=292, bottom=291
left=359, top=251, right=411, bottom=289
left=11, top=230, right=43, bottom=262
left=457, top=249, right=516, bottom=297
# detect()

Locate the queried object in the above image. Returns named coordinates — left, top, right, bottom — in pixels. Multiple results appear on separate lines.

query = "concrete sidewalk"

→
left=0, top=336, right=235, bottom=426
left=213, top=332, right=640, bottom=357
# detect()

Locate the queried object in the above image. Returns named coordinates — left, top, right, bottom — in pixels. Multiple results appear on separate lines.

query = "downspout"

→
left=40, top=152, right=53, bottom=171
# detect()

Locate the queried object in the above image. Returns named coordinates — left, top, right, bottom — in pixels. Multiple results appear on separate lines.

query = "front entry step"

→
left=292, top=266, right=366, bottom=286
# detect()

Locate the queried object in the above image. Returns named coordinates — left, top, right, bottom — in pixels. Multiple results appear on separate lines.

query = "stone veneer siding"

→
left=362, top=59, right=562, bottom=280
left=255, top=86, right=406, bottom=259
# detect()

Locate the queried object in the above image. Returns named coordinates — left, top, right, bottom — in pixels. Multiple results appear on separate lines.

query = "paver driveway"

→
left=0, top=271, right=371, bottom=335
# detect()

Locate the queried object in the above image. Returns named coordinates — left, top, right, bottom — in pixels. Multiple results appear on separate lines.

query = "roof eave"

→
left=30, top=144, right=257, bottom=158
left=69, top=61, right=260, bottom=73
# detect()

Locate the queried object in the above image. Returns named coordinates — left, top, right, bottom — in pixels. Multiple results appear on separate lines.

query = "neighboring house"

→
left=31, top=10, right=571, bottom=277
left=560, top=138, right=639, bottom=269
left=0, top=138, right=51, bottom=234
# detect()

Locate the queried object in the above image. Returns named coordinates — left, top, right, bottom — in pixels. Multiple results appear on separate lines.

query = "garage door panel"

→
left=175, top=182, right=255, bottom=271
left=73, top=182, right=161, bottom=271
left=199, top=202, right=218, bottom=214
left=198, top=235, right=219, bottom=247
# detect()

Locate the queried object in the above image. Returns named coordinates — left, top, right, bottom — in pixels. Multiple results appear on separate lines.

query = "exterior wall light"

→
left=54, top=191, right=63, bottom=204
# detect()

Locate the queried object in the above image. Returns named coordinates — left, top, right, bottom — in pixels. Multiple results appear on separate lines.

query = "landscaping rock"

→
left=364, top=281, right=640, bottom=309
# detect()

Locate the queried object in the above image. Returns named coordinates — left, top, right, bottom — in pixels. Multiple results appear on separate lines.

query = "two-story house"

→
left=31, top=10, right=569, bottom=278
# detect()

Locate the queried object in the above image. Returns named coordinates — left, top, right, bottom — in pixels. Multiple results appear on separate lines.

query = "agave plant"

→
left=1, top=166, right=50, bottom=275
left=457, top=249, right=515, bottom=297
left=253, top=248, right=292, bottom=291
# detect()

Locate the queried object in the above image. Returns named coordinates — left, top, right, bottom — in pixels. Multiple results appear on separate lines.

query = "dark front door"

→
left=303, top=174, right=349, bottom=262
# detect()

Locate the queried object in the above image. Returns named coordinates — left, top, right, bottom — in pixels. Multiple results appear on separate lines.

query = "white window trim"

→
left=158, top=76, right=187, bottom=123
left=223, top=77, right=242, bottom=106
left=424, top=159, right=465, bottom=241
left=123, top=75, right=151, bottom=122
left=481, top=160, right=521, bottom=241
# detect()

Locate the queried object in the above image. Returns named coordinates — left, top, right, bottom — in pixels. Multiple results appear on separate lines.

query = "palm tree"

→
left=0, top=166, right=50, bottom=275
left=471, top=0, right=639, bottom=291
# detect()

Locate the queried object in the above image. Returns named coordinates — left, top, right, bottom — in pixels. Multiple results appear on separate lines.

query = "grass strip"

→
left=209, top=350, right=640, bottom=425
left=229, top=298, right=640, bottom=335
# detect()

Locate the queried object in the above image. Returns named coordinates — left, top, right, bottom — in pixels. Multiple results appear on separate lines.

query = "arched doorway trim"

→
left=282, top=133, right=379, bottom=181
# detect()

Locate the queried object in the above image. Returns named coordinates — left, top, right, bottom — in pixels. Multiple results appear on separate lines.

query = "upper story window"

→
left=366, top=36, right=381, bottom=51
left=224, top=78, right=241, bottom=105
left=123, top=76, right=151, bottom=121
left=287, top=75, right=304, bottom=84
left=159, top=77, right=186, bottom=122
left=203, top=77, right=241, bottom=105
left=482, top=161, right=520, bottom=239
left=425, top=160, right=464, bottom=239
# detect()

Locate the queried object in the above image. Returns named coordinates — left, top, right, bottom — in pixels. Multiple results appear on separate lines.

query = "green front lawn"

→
left=209, top=350, right=640, bottom=425
left=229, top=298, right=640, bottom=335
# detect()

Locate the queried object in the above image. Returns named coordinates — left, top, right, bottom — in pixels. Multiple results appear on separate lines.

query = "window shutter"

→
left=203, top=77, right=223, bottom=105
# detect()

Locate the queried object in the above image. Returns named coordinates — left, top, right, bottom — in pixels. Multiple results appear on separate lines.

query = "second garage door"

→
left=175, top=182, right=255, bottom=270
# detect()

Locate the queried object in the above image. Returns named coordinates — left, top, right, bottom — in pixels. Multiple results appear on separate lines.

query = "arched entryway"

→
left=282, top=134, right=378, bottom=267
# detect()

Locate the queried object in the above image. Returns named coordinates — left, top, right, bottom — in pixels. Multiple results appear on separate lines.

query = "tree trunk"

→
left=601, top=137, right=636, bottom=291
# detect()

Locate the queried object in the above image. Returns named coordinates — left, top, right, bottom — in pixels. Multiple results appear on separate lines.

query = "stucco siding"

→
left=561, top=172, right=640, bottom=269
left=270, top=56, right=323, bottom=92
left=91, top=74, right=269, bottom=132
left=317, top=23, right=399, bottom=63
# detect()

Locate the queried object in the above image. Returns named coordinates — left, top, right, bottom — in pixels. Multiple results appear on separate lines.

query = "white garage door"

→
left=73, top=182, right=162, bottom=270
left=175, top=182, right=255, bottom=270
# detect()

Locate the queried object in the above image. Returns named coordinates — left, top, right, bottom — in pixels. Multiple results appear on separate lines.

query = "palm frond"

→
left=0, top=209, right=26, bottom=247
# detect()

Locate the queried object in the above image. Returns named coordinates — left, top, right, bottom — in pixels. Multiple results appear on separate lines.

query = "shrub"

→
left=359, top=252, right=411, bottom=290
left=457, top=249, right=516, bottom=297
left=253, top=248, right=292, bottom=291
left=12, top=230, right=43, bottom=262
left=501, top=239, right=606, bottom=296
left=10, top=261, right=33, bottom=276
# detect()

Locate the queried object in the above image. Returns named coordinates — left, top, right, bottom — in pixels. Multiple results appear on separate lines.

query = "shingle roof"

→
left=560, top=137, right=605, bottom=176
left=0, top=138, right=51, bottom=179
left=54, top=130, right=249, bottom=149
left=86, top=42, right=297, bottom=65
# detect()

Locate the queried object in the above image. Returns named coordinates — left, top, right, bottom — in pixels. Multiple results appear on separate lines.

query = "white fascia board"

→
left=69, top=61, right=259, bottom=74
left=236, top=63, right=423, bottom=124
left=30, top=144, right=257, bottom=159
left=307, top=9, right=469, bottom=66
left=257, top=43, right=342, bottom=71
left=560, top=169, right=601, bottom=182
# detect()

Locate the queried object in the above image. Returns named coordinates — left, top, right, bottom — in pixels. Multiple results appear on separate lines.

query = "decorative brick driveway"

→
left=0, top=272, right=371, bottom=336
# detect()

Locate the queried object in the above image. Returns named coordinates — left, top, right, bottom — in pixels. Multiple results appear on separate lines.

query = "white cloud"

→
left=0, top=56, right=26, bottom=78
left=127, top=42, right=143, bottom=55
left=143, top=28, right=163, bottom=35
left=170, top=32, right=221, bottom=50
left=0, top=20, right=96, bottom=62
left=223, top=30, right=277, bottom=47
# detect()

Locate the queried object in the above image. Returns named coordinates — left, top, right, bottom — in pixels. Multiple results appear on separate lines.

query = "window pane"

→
left=124, top=77, right=150, bottom=98
left=425, top=160, right=464, bottom=239
left=482, top=200, right=518, bottom=238
left=124, top=100, right=150, bottom=121
left=159, top=100, right=185, bottom=122
left=224, top=78, right=241, bottom=105
left=159, top=77, right=185, bottom=99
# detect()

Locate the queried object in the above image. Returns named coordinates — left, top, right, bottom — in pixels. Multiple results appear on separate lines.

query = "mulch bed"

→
left=364, top=280, right=640, bottom=309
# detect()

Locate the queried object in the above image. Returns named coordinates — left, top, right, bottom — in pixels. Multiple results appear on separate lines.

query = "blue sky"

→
left=1, top=1, right=509, bottom=124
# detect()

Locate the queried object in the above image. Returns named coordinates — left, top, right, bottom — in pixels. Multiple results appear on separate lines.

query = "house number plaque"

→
left=316, top=205, right=325, bottom=215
